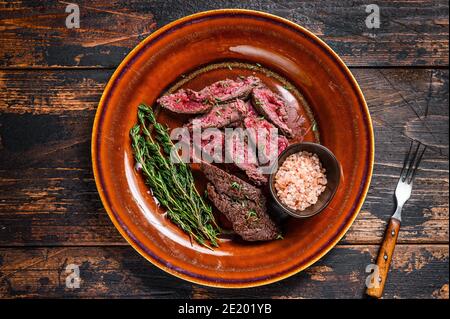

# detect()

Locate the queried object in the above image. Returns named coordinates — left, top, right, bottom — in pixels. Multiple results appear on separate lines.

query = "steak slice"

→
left=157, top=76, right=260, bottom=114
left=251, top=87, right=293, bottom=137
left=194, top=128, right=267, bottom=185
left=225, top=127, right=268, bottom=185
left=243, top=110, right=289, bottom=161
left=235, top=160, right=268, bottom=185
left=157, top=89, right=212, bottom=114
left=207, top=184, right=279, bottom=241
left=186, top=99, right=248, bottom=130
left=201, top=161, right=262, bottom=202
left=200, top=76, right=261, bottom=103
left=191, top=130, right=225, bottom=163
left=201, top=162, right=280, bottom=241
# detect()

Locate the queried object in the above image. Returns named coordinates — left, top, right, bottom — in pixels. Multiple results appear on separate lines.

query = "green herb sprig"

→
left=130, top=104, right=220, bottom=248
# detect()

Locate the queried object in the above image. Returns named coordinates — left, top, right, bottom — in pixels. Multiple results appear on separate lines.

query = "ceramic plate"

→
left=92, top=9, right=374, bottom=288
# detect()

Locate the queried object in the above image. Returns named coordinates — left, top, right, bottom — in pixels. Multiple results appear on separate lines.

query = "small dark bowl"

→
left=269, top=142, right=341, bottom=219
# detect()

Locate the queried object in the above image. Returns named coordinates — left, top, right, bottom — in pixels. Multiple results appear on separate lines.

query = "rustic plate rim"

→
left=91, top=8, right=375, bottom=288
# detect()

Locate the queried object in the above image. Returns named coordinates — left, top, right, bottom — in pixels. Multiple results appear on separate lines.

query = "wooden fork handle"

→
left=366, top=218, right=401, bottom=298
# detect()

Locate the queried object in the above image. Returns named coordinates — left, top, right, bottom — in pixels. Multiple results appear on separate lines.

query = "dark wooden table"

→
left=0, top=1, right=448, bottom=299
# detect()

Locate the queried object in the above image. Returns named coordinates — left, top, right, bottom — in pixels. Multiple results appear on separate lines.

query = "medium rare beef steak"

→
left=157, top=76, right=260, bottom=114
left=202, top=163, right=280, bottom=241
left=225, top=127, right=268, bottom=185
left=251, top=87, right=293, bottom=137
left=191, top=130, right=225, bottom=163
left=186, top=99, right=248, bottom=130
left=157, top=89, right=212, bottom=114
left=199, top=76, right=261, bottom=103
left=192, top=127, right=269, bottom=185
left=243, top=111, right=289, bottom=161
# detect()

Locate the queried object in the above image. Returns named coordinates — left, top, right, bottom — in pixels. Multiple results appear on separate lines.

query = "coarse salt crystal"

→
left=274, top=151, right=327, bottom=211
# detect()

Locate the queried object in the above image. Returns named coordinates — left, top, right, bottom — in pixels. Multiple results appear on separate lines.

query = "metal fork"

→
left=366, top=140, right=427, bottom=298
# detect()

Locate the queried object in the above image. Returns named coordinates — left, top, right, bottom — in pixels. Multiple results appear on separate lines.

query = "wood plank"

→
left=0, top=245, right=447, bottom=298
left=0, top=0, right=156, bottom=68
left=0, top=69, right=448, bottom=245
left=0, top=1, right=448, bottom=68
left=344, top=68, right=449, bottom=243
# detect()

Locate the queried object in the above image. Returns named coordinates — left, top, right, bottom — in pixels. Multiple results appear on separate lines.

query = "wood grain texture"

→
left=366, top=218, right=401, bottom=298
left=0, top=69, right=448, bottom=246
left=343, top=68, right=449, bottom=244
left=0, top=0, right=448, bottom=301
left=0, top=0, right=448, bottom=68
left=0, top=245, right=447, bottom=299
left=0, top=0, right=156, bottom=68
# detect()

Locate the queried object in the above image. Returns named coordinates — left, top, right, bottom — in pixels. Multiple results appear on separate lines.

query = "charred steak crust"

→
left=201, top=162, right=280, bottom=241
left=206, top=183, right=279, bottom=241
left=201, top=161, right=262, bottom=202
left=236, top=161, right=268, bottom=186
left=251, top=87, right=293, bottom=137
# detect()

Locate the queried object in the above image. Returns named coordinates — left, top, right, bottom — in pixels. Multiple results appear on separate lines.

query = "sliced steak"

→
left=207, top=184, right=279, bottom=241
left=201, top=161, right=262, bottom=202
left=191, top=130, right=225, bottom=163
left=186, top=99, right=248, bottom=130
left=245, top=101, right=289, bottom=155
left=251, top=87, right=293, bottom=137
left=235, top=161, right=268, bottom=185
left=157, top=76, right=260, bottom=114
left=225, top=128, right=268, bottom=185
left=201, top=162, right=280, bottom=241
left=243, top=112, right=289, bottom=160
left=157, top=89, right=212, bottom=114
left=200, top=76, right=261, bottom=103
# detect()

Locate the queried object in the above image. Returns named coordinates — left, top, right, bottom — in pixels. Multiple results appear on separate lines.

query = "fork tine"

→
left=400, top=140, right=415, bottom=181
left=407, top=144, right=427, bottom=183
left=404, top=141, right=421, bottom=181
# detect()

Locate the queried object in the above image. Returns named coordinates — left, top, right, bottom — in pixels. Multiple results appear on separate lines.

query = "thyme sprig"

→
left=130, top=104, right=220, bottom=248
